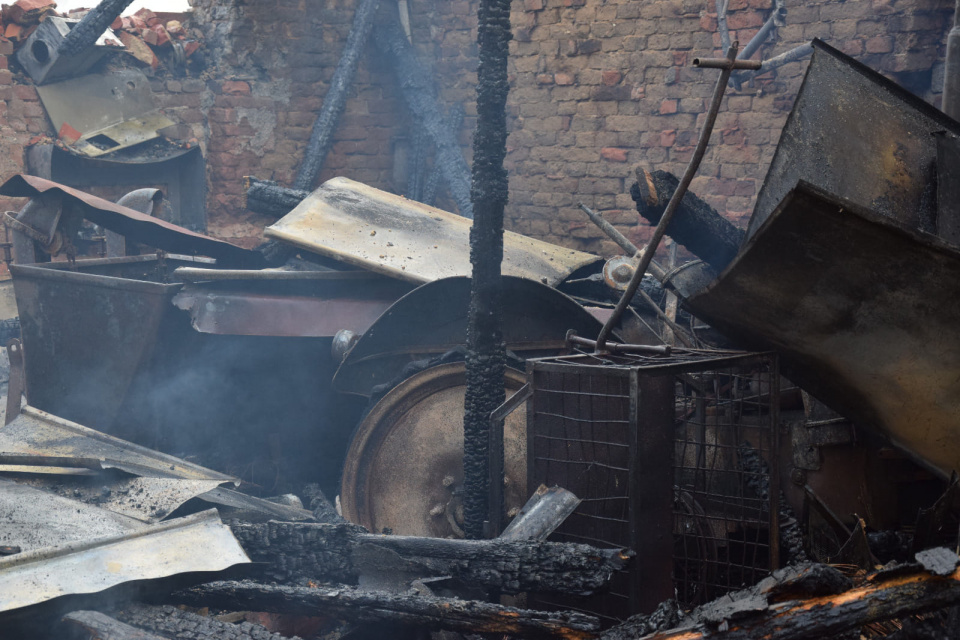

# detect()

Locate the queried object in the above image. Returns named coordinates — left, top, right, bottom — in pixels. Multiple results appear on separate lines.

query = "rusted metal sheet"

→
left=264, top=177, right=602, bottom=286
left=0, top=509, right=249, bottom=614
left=748, top=39, right=960, bottom=241
left=0, top=479, right=144, bottom=552
left=333, top=276, right=608, bottom=396
left=0, top=406, right=237, bottom=482
left=0, top=175, right=261, bottom=266
left=687, top=182, right=960, bottom=478
left=171, top=274, right=411, bottom=337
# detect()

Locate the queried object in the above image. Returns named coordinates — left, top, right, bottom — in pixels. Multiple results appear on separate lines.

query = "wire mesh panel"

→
left=526, top=350, right=779, bottom=622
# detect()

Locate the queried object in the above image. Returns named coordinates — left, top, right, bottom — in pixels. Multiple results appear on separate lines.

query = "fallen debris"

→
left=604, top=551, right=960, bottom=640
left=63, top=610, right=169, bottom=640
left=229, top=520, right=631, bottom=595
left=179, top=580, right=603, bottom=639
left=631, top=167, right=745, bottom=270
left=115, top=603, right=302, bottom=640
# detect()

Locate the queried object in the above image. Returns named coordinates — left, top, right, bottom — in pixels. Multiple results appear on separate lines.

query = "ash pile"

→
left=1, top=1, right=960, bottom=639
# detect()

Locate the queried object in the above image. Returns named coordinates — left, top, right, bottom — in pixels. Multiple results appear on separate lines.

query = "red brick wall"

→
left=0, top=0, right=952, bottom=254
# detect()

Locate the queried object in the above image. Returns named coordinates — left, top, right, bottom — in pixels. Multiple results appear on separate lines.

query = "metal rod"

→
left=577, top=202, right=667, bottom=280
left=693, top=57, right=761, bottom=70
left=595, top=42, right=740, bottom=351
left=732, top=43, right=813, bottom=83
left=567, top=331, right=672, bottom=355
left=716, top=0, right=732, bottom=54
left=637, top=288, right=696, bottom=348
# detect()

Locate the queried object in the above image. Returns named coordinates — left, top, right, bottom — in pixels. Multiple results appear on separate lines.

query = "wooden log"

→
left=115, top=603, right=299, bottom=640
left=244, top=177, right=309, bottom=218
left=373, top=10, right=473, bottom=218
left=58, top=0, right=134, bottom=56
left=631, top=168, right=745, bottom=271
left=179, top=580, right=601, bottom=640
left=606, top=552, right=960, bottom=640
left=62, top=610, right=169, bottom=640
left=294, top=0, right=380, bottom=191
left=228, top=521, right=631, bottom=595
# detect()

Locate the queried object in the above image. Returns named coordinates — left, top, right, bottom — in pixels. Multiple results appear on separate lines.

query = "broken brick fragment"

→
left=57, top=122, right=82, bottom=145
left=554, top=72, right=575, bottom=85
left=601, top=70, right=622, bottom=85
left=118, top=31, right=159, bottom=68
left=7, top=0, right=56, bottom=25
left=183, top=40, right=200, bottom=57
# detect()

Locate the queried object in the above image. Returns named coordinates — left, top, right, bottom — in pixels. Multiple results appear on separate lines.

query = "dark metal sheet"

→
left=172, top=276, right=411, bottom=337
left=333, top=276, right=608, bottom=396
left=0, top=175, right=261, bottom=266
left=748, top=39, right=960, bottom=241
left=688, top=182, right=960, bottom=478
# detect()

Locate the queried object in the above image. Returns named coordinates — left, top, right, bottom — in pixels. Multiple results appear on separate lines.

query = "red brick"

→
left=865, top=35, right=894, bottom=53
left=600, top=147, right=628, bottom=162
left=0, top=40, right=12, bottom=55
left=660, top=130, right=677, bottom=147
left=524, top=0, right=544, bottom=9
left=554, top=72, right=576, bottom=85
left=12, top=85, right=36, bottom=101
left=222, top=80, right=251, bottom=95
left=601, top=70, right=622, bottom=85
left=660, top=99, right=678, bottom=114
left=0, top=70, right=13, bottom=86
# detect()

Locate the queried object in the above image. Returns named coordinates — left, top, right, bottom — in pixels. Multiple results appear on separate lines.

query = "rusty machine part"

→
left=687, top=182, right=960, bottom=479
left=340, top=363, right=528, bottom=537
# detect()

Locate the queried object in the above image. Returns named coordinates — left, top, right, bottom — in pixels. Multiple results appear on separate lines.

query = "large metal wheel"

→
left=340, top=362, right=527, bottom=537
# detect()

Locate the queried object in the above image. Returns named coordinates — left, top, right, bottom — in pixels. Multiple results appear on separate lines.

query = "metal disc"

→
left=340, top=362, right=527, bottom=537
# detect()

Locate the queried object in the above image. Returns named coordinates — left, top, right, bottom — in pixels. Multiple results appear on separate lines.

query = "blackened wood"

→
left=228, top=521, right=629, bottom=595
left=607, top=556, right=960, bottom=640
left=62, top=610, right=169, bottom=640
left=631, top=168, right=745, bottom=271
left=373, top=11, right=473, bottom=218
left=294, top=0, right=380, bottom=191
left=244, top=177, right=309, bottom=218
left=179, top=580, right=601, bottom=639
left=58, top=0, right=134, bottom=56
left=115, top=604, right=300, bottom=640
left=462, top=0, right=512, bottom=540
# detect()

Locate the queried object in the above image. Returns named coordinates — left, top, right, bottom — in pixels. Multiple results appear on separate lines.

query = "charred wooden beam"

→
left=294, top=0, right=380, bottom=191
left=62, top=611, right=168, bottom=640
left=631, top=168, right=744, bottom=271
left=179, top=580, right=601, bottom=640
left=373, top=10, right=473, bottom=218
left=228, top=521, right=630, bottom=595
left=115, top=604, right=299, bottom=640
left=244, top=177, right=309, bottom=218
left=57, top=0, right=134, bottom=56
left=462, top=0, right=513, bottom=539
left=607, top=551, right=960, bottom=640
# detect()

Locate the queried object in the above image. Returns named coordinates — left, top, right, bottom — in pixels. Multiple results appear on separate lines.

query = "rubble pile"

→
left=0, top=0, right=201, bottom=71
left=0, top=0, right=958, bottom=638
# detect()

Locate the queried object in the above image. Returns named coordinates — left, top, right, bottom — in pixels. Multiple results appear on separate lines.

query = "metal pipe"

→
left=693, top=57, right=762, bottom=70
left=577, top=202, right=668, bottom=280
left=595, top=42, right=740, bottom=351
left=567, top=331, right=672, bottom=355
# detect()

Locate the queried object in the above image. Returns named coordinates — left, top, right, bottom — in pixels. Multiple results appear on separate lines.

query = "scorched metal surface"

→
left=687, top=181, right=960, bottom=478
left=747, top=39, right=960, bottom=241
left=264, top=177, right=602, bottom=286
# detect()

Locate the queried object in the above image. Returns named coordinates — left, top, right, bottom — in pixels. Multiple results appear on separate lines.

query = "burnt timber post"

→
left=462, top=0, right=512, bottom=539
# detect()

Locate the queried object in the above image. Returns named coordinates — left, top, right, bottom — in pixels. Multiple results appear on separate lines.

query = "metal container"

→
left=525, top=350, right=779, bottom=622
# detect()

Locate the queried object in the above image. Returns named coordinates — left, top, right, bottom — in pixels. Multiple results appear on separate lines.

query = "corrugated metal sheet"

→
left=0, top=509, right=249, bottom=613
left=264, top=177, right=602, bottom=286
left=0, top=406, right=237, bottom=482
left=0, top=479, right=143, bottom=552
